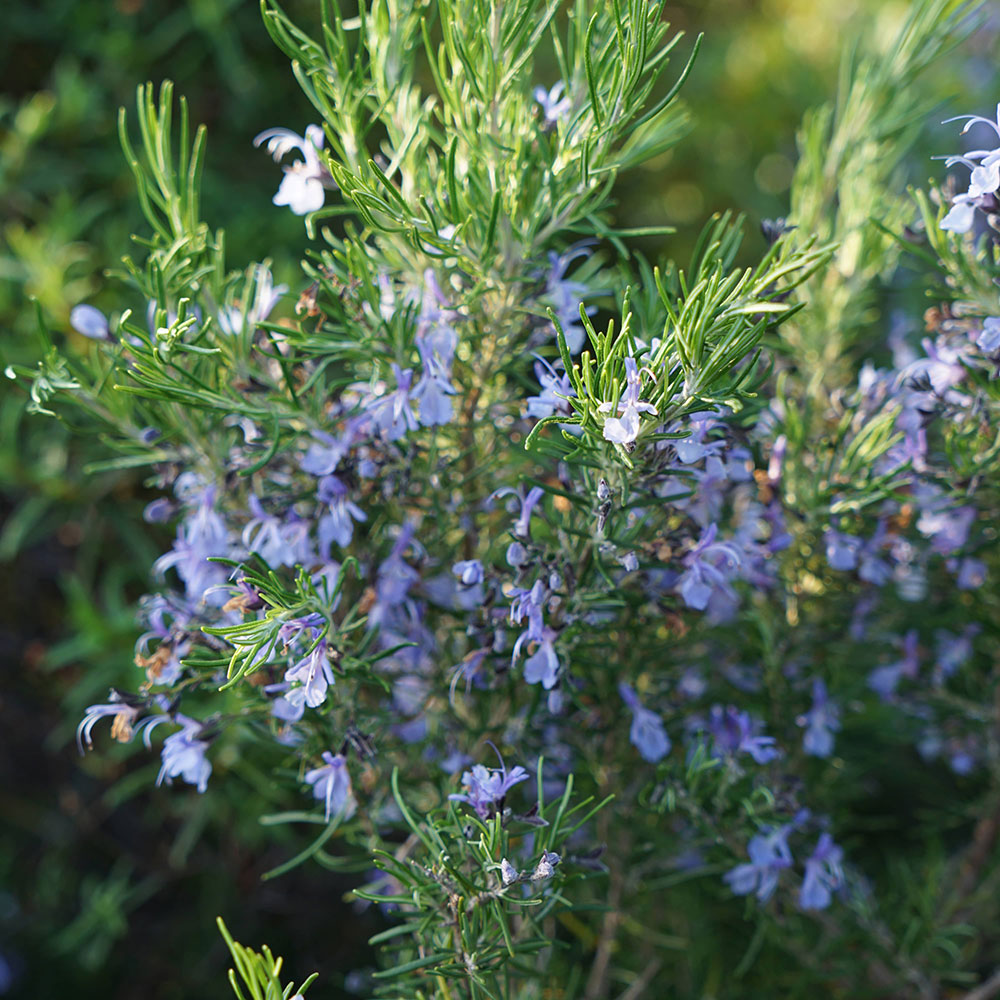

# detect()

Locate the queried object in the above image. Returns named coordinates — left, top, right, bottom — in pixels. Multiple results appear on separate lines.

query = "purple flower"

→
left=599, top=357, right=657, bottom=445
left=824, top=529, right=861, bottom=572
left=254, top=124, right=332, bottom=215
left=368, top=523, right=421, bottom=630
left=868, top=629, right=920, bottom=699
left=534, top=82, right=571, bottom=125
left=304, top=751, right=356, bottom=821
left=619, top=684, right=671, bottom=763
left=77, top=691, right=143, bottom=751
left=543, top=245, right=595, bottom=353
left=449, top=760, right=530, bottom=818
left=453, top=560, right=484, bottom=586
left=900, top=337, right=969, bottom=395
left=796, top=679, right=840, bottom=758
left=416, top=269, right=460, bottom=366
left=705, top=705, right=779, bottom=764
left=723, top=825, right=793, bottom=902
left=243, top=496, right=313, bottom=568
left=157, top=715, right=212, bottom=793
left=522, top=627, right=560, bottom=689
left=367, top=364, right=419, bottom=440
left=977, top=317, right=1000, bottom=353
left=317, top=475, right=367, bottom=551
left=526, top=357, right=575, bottom=420
left=798, top=833, right=844, bottom=910
left=953, top=557, right=986, bottom=590
left=218, top=264, right=287, bottom=336
left=916, top=504, right=975, bottom=555
left=285, top=639, right=335, bottom=709
left=938, top=104, right=1000, bottom=233
left=670, top=414, right=724, bottom=465
left=300, top=429, right=354, bottom=477
left=153, top=485, right=231, bottom=604
left=934, top=626, right=978, bottom=682
left=70, top=304, right=111, bottom=341
left=676, top=524, right=742, bottom=611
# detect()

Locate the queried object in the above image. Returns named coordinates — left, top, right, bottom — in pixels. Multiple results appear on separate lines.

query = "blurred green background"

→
left=0, top=0, right=987, bottom=996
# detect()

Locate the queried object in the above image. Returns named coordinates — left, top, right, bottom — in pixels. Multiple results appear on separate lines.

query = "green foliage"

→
left=218, top=918, right=319, bottom=1000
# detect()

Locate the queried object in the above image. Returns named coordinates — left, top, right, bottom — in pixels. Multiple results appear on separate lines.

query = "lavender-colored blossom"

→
left=522, top=627, right=560, bottom=689
left=153, top=485, right=231, bottom=604
left=858, top=527, right=894, bottom=586
left=670, top=412, right=724, bottom=464
left=369, top=524, right=421, bottom=631
left=868, top=629, right=920, bottom=699
left=416, top=269, right=460, bottom=366
left=599, top=357, right=657, bottom=445
left=543, top=245, right=595, bottom=353
left=218, top=264, right=288, bottom=336
left=796, top=679, right=841, bottom=758
left=70, top=304, right=111, bottom=341
left=705, top=705, right=779, bottom=764
left=367, top=364, right=419, bottom=440
left=412, top=364, right=456, bottom=426
left=143, top=498, right=174, bottom=523
left=900, top=337, right=969, bottom=395
left=953, top=556, right=987, bottom=589
left=449, top=761, right=530, bottom=818
left=723, top=825, right=793, bottom=902
left=510, top=579, right=546, bottom=646
left=934, top=626, right=979, bottom=682
left=977, top=317, right=1000, bottom=353
left=300, top=429, right=354, bottom=477
left=254, top=124, right=332, bottom=215
left=453, top=560, right=484, bottom=586
left=938, top=105, right=1000, bottom=233
left=526, top=357, right=576, bottom=420
left=916, top=503, right=975, bottom=555
left=77, top=691, right=143, bottom=751
left=534, top=82, right=571, bottom=125
left=500, top=859, right=519, bottom=885
left=304, top=751, right=356, bottom=821
left=317, top=475, right=367, bottom=551
left=243, top=496, right=313, bottom=568
left=676, top=524, right=742, bottom=611
left=285, top=639, right=334, bottom=708
left=619, top=684, right=671, bottom=763
left=798, top=833, right=844, bottom=910
left=157, top=715, right=212, bottom=793
left=824, top=529, right=861, bottom=572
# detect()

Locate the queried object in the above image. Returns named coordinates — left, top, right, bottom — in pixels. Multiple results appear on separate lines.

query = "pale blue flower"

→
left=317, top=475, right=367, bottom=550
left=534, top=82, right=571, bottom=125
left=824, top=528, right=861, bottom=572
left=522, top=627, right=560, bottom=689
left=599, top=357, right=657, bottom=445
left=285, top=639, right=334, bottom=708
left=724, top=825, right=793, bottom=902
left=798, top=833, right=844, bottom=910
left=157, top=715, right=212, bottom=793
left=977, top=317, right=1000, bottom=353
left=449, top=760, right=530, bottom=818
left=796, top=679, right=840, bottom=758
left=69, top=304, right=111, bottom=340
left=254, top=124, right=332, bottom=215
left=304, top=751, right=356, bottom=821
left=619, top=683, right=671, bottom=763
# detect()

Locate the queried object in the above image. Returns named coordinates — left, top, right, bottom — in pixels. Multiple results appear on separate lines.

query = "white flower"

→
left=254, top=124, right=332, bottom=216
